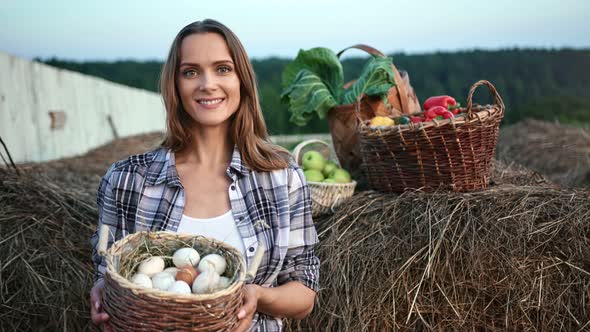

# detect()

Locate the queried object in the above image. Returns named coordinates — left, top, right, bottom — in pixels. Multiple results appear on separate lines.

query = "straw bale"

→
left=497, top=119, right=590, bottom=188
left=18, top=131, right=163, bottom=189
left=0, top=132, right=162, bottom=331
left=1, top=132, right=587, bottom=331
left=286, top=186, right=590, bottom=331
left=0, top=168, right=97, bottom=331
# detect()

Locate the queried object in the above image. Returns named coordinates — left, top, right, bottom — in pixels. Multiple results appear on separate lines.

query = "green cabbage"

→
left=281, top=47, right=396, bottom=126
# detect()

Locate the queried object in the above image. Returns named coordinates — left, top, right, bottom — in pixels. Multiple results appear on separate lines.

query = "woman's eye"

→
left=183, top=69, right=198, bottom=77
left=217, top=66, right=231, bottom=73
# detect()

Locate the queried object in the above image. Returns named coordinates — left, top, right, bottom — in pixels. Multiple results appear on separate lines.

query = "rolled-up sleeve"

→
left=90, top=165, right=119, bottom=283
left=277, top=166, right=320, bottom=292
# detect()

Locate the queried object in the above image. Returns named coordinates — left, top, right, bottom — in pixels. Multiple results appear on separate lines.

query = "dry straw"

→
left=0, top=168, right=97, bottom=331
left=286, top=185, right=590, bottom=331
left=2, top=130, right=588, bottom=331
left=497, top=119, right=590, bottom=188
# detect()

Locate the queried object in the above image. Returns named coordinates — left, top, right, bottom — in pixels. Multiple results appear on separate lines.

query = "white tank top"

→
left=177, top=210, right=246, bottom=257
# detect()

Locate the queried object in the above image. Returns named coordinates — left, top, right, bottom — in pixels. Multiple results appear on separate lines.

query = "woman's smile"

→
left=196, top=97, right=226, bottom=109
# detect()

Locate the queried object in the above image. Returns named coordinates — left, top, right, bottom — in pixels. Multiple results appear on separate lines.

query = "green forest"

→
left=40, top=48, right=590, bottom=135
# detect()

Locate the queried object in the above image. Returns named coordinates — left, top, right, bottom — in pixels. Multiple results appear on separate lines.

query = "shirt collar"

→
left=145, top=146, right=251, bottom=187
left=228, top=145, right=252, bottom=177
left=144, top=148, right=182, bottom=187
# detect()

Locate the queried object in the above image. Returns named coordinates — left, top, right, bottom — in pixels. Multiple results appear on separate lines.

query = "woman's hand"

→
left=90, top=279, right=112, bottom=331
left=232, top=284, right=260, bottom=332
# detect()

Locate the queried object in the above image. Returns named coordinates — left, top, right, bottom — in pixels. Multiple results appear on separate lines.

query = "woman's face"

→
left=176, top=32, right=241, bottom=128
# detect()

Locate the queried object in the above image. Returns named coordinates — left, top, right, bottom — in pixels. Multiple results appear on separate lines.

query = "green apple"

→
left=330, top=168, right=352, bottom=183
left=323, top=178, right=337, bottom=184
left=301, top=150, right=326, bottom=171
left=322, top=161, right=338, bottom=177
left=304, top=169, right=324, bottom=182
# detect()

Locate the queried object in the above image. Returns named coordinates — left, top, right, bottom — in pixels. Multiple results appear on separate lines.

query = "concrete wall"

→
left=0, top=52, right=166, bottom=164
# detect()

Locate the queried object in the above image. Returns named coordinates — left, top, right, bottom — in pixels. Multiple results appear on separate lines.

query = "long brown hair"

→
left=159, top=19, right=291, bottom=171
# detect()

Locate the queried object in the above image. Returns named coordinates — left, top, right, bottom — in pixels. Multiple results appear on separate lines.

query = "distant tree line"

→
left=40, top=48, right=590, bottom=135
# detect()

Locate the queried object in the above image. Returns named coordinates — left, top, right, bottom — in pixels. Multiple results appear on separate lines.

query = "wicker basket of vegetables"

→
left=97, top=226, right=261, bottom=331
left=292, top=139, right=357, bottom=217
left=281, top=44, right=421, bottom=188
left=358, top=80, right=505, bottom=193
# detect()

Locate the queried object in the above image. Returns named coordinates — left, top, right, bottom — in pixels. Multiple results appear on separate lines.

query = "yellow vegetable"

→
left=369, top=116, right=395, bottom=127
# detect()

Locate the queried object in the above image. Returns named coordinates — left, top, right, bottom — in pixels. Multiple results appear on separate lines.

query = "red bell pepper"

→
left=424, top=109, right=437, bottom=119
left=423, top=95, right=456, bottom=110
left=410, top=116, right=422, bottom=123
left=430, top=106, right=448, bottom=116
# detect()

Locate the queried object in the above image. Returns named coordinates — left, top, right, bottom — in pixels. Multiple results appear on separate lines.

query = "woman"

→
left=89, top=19, right=319, bottom=332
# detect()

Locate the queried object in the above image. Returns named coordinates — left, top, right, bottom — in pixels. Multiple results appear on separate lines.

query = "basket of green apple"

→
left=292, top=139, right=357, bottom=217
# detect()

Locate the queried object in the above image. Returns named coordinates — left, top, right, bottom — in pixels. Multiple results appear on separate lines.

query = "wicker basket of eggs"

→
left=97, top=226, right=262, bottom=331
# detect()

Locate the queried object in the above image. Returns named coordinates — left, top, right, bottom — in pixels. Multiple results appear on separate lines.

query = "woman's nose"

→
left=198, top=72, right=217, bottom=91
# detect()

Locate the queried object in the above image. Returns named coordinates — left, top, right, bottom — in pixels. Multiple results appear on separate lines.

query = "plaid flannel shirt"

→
left=90, top=146, right=320, bottom=332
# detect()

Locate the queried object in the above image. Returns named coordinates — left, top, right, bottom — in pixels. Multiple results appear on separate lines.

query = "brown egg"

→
left=175, top=265, right=198, bottom=285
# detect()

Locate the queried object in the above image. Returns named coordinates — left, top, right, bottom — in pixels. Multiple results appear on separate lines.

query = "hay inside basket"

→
left=103, top=231, right=247, bottom=332
left=111, top=232, right=243, bottom=283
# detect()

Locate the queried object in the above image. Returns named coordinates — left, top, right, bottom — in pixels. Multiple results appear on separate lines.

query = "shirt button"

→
left=230, top=185, right=236, bottom=191
left=248, top=246, right=255, bottom=253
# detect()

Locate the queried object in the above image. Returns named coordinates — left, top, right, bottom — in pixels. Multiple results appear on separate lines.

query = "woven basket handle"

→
left=292, top=139, right=331, bottom=165
left=466, top=80, right=505, bottom=116
left=337, top=44, right=411, bottom=114
left=337, top=44, right=385, bottom=58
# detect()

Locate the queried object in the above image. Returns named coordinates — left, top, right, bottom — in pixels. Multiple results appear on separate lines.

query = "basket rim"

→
left=307, top=179, right=358, bottom=187
left=105, top=231, right=247, bottom=301
left=359, top=104, right=502, bottom=134
left=292, top=139, right=334, bottom=165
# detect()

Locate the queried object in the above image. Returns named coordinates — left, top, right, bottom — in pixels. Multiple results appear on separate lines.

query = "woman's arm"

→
left=233, top=281, right=315, bottom=332
left=252, top=281, right=316, bottom=319
left=261, top=166, right=319, bottom=319
left=89, top=165, right=120, bottom=329
left=90, top=165, right=120, bottom=283
left=233, top=166, right=320, bottom=332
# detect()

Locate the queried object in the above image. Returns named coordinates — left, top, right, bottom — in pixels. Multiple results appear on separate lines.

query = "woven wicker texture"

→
left=292, top=139, right=357, bottom=217
left=327, top=45, right=421, bottom=188
left=358, top=80, right=505, bottom=193
left=103, top=231, right=246, bottom=331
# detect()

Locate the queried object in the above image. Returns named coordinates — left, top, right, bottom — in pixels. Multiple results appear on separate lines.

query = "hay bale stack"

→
left=286, top=187, right=590, bottom=331
left=0, top=169, right=97, bottom=331
left=0, top=132, right=162, bottom=331
left=497, top=119, right=590, bottom=188
left=491, top=159, right=554, bottom=187
left=19, top=131, right=164, bottom=189
left=0, top=131, right=585, bottom=331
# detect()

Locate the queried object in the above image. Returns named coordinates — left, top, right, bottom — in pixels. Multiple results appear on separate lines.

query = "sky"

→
left=1, top=0, right=589, bottom=61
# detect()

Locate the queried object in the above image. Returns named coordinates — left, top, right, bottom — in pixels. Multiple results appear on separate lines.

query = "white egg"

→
left=130, top=273, right=153, bottom=289
left=162, top=267, right=179, bottom=277
left=192, top=271, right=220, bottom=294
left=137, top=256, right=165, bottom=277
left=173, top=247, right=200, bottom=268
left=216, top=276, right=231, bottom=290
left=151, top=272, right=175, bottom=291
left=197, top=254, right=227, bottom=275
left=167, top=280, right=192, bottom=294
